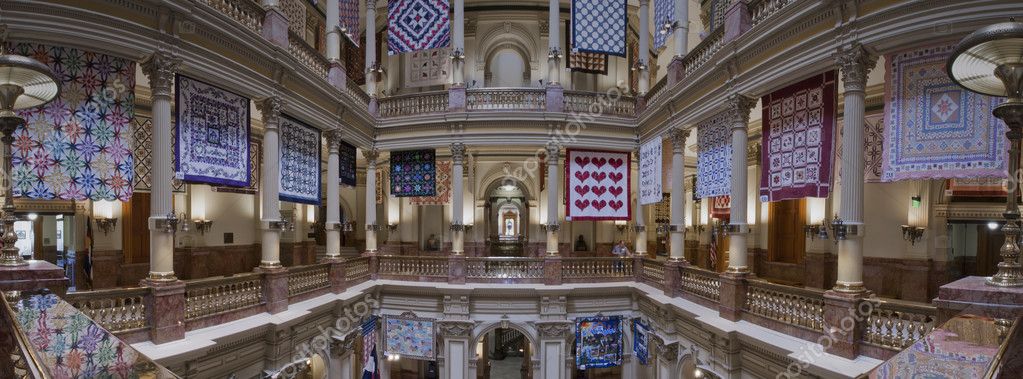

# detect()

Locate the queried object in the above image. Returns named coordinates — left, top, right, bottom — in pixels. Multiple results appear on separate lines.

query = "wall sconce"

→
left=631, top=60, right=649, bottom=72
left=94, top=217, right=118, bottom=235
left=153, top=212, right=179, bottom=234
left=901, top=225, right=926, bottom=245
left=830, top=216, right=856, bottom=242
left=449, top=223, right=464, bottom=232
left=269, top=218, right=295, bottom=232
left=659, top=19, right=679, bottom=35
left=367, top=62, right=384, bottom=76
left=387, top=223, right=398, bottom=233
left=343, top=220, right=356, bottom=232
left=656, top=224, right=669, bottom=234
left=804, top=224, right=828, bottom=240
left=688, top=224, right=706, bottom=234
left=193, top=219, right=213, bottom=235
left=614, top=220, right=628, bottom=233
left=464, top=224, right=473, bottom=234
left=547, top=47, right=563, bottom=59
left=450, top=47, right=466, bottom=60
left=541, top=223, right=560, bottom=232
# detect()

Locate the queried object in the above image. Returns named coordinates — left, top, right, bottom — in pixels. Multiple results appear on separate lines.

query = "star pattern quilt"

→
left=279, top=115, right=321, bottom=205
left=339, top=0, right=361, bottom=47
left=759, top=71, right=838, bottom=202
left=881, top=43, right=1006, bottom=182
left=339, top=140, right=357, bottom=187
left=654, top=0, right=674, bottom=50
left=175, top=75, right=251, bottom=188
left=697, top=111, right=731, bottom=199
left=571, top=0, right=627, bottom=57
left=404, top=47, right=451, bottom=87
left=566, top=21, right=608, bottom=74
left=384, top=315, right=436, bottom=361
left=11, top=43, right=135, bottom=201
left=388, top=0, right=451, bottom=55
left=362, top=317, right=378, bottom=376
left=409, top=160, right=450, bottom=205
left=639, top=138, right=662, bottom=205
left=566, top=149, right=631, bottom=221
left=835, top=112, right=885, bottom=187
left=390, top=149, right=436, bottom=197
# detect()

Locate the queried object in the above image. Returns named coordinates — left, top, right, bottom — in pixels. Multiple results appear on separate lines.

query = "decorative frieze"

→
left=437, top=321, right=474, bottom=338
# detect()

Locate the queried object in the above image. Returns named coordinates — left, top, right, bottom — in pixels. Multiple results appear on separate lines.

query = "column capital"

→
left=669, top=127, right=689, bottom=152
left=724, top=93, right=756, bottom=129
left=836, top=43, right=879, bottom=94
left=362, top=148, right=380, bottom=163
left=536, top=321, right=573, bottom=340
left=545, top=142, right=561, bottom=161
left=437, top=320, right=474, bottom=338
left=325, top=130, right=343, bottom=152
left=450, top=142, right=467, bottom=164
left=140, top=50, right=181, bottom=98
left=256, top=96, right=284, bottom=129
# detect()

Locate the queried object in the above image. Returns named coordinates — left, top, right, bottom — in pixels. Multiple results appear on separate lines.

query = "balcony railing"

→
left=466, top=88, right=546, bottom=111
left=564, top=90, right=636, bottom=117
left=679, top=266, right=721, bottom=303
left=65, top=287, right=151, bottom=334
left=640, top=258, right=665, bottom=290
left=379, top=255, right=449, bottom=279
left=287, top=263, right=331, bottom=297
left=745, top=280, right=826, bottom=332
left=199, top=0, right=264, bottom=34
left=562, top=257, right=633, bottom=280
left=864, top=299, right=937, bottom=350
left=288, top=31, right=330, bottom=79
left=679, top=27, right=726, bottom=82
left=750, top=0, right=795, bottom=27
left=378, top=91, right=448, bottom=117
left=466, top=257, right=544, bottom=281
left=345, top=256, right=371, bottom=284
left=185, top=273, right=264, bottom=321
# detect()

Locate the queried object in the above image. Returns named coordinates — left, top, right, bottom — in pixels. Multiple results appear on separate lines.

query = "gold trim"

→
left=832, top=282, right=866, bottom=293
left=146, top=272, right=177, bottom=282
left=725, top=265, right=750, bottom=274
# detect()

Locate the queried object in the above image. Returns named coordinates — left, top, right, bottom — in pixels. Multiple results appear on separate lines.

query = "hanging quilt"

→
left=376, top=170, right=384, bottom=204
left=339, top=0, right=361, bottom=46
left=279, top=115, right=321, bottom=205
left=343, top=36, right=367, bottom=85
left=759, top=71, right=838, bottom=202
left=881, top=43, right=1006, bottom=182
left=340, top=140, right=358, bottom=187
left=639, top=138, right=662, bottom=205
left=835, top=112, right=886, bottom=187
left=576, top=316, right=623, bottom=369
left=632, top=318, right=650, bottom=365
left=384, top=314, right=436, bottom=360
left=565, top=20, right=609, bottom=74
left=362, top=317, right=380, bottom=378
left=654, top=193, right=670, bottom=224
left=571, top=0, right=627, bottom=57
left=696, top=111, right=731, bottom=199
left=566, top=149, right=631, bottom=221
left=409, top=160, right=450, bottom=205
left=387, top=0, right=451, bottom=56
left=711, top=195, right=730, bottom=218
left=131, top=116, right=188, bottom=193
left=404, top=47, right=451, bottom=88
left=390, top=149, right=436, bottom=197
left=174, top=75, right=251, bottom=187
left=653, top=0, right=674, bottom=50
left=947, top=178, right=1008, bottom=197
left=11, top=43, right=135, bottom=201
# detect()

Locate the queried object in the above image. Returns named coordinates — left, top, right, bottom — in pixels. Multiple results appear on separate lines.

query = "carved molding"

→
left=257, top=96, right=284, bottom=128
left=836, top=43, right=879, bottom=94
left=140, top=50, right=180, bottom=98
left=536, top=322, right=572, bottom=339
left=437, top=321, right=474, bottom=338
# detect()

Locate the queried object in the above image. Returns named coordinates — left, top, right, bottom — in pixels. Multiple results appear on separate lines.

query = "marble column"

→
left=452, top=0, right=465, bottom=86
left=537, top=322, right=572, bottom=379
left=365, top=0, right=378, bottom=97
left=634, top=181, right=648, bottom=257
left=668, top=128, right=689, bottom=262
left=725, top=94, right=756, bottom=273
left=141, top=51, right=180, bottom=282
left=326, top=130, right=342, bottom=259
left=673, top=0, right=689, bottom=58
left=834, top=44, right=877, bottom=294
left=637, top=0, right=651, bottom=95
left=438, top=321, right=473, bottom=379
left=545, top=142, right=561, bottom=255
left=326, top=0, right=347, bottom=89
left=450, top=143, right=466, bottom=254
left=257, top=97, right=284, bottom=268
left=260, top=0, right=289, bottom=49
left=364, top=149, right=380, bottom=254
left=547, top=0, right=561, bottom=86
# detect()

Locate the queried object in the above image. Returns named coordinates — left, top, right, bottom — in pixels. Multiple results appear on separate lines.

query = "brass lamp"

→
left=948, top=19, right=1023, bottom=287
left=0, top=52, right=60, bottom=266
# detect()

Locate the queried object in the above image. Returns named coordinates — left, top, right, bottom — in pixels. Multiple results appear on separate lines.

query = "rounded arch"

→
left=475, top=22, right=538, bottom=68
left=471, top=321, right=540, bottom=361
left=484, top=43, right=531, bottom=87
left=477, top=164, right=537, bottom=202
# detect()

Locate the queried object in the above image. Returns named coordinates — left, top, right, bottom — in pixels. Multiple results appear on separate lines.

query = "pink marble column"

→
left=544, top=256, right=562, bottom=285
left=663, top=260, right=684, bottom=297
left=260, top=3, right=289, bottom=49
left=0, top=261, right=68, bottom=295
left=327, top=258, right=346, bottom=294
left=262, top=268, right=290, bottom=314
left=146, top=281, right=185, bottom=344
left=448, top=255, right=466, bottom=285
left=546, top=86, right=564, bottom=113
left=822, top=292, right=864, bottom=359
left=723, top=0, right=752, bottom=43
left=718, top=273, right=747, bottom=322
left=449, top=86, right=467, bottom=112
left=328, top=61, right=348, bottom=91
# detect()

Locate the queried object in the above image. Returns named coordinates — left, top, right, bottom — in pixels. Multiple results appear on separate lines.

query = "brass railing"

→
left=750, top=0, right=795, bottom=27
left=640, top=259, right=665, bottom=289
left=65, top=287, right=151, bottom=333
left=287, top=263, right=331, bottom=297
left=744, top=280, right=825, bottom=332
left=863, top=299, right=937, bottom=350
left=345, top=256, right=371, bottom=284
left=288, top=31, right=330, bottom=79
left=679, top=266, right=721, bottom=302
left=378, top=255, right=449, bottom=278
left=185, top=273, right=265, bottom=321
left=466, top=88, right=546, bottom=111
left=562, top=257, right=633, bottom=279
left=199, top=0, right=264, bottom=34
left=378, top=91, right=448, bottom=117
left=564, top=90, right=636, bottom=117
left=466, top=257, right=544, bottom=280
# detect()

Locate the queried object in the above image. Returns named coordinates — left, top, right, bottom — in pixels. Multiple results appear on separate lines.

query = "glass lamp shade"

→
left=0, top=53, right=60, bottom=111
left=947, top=20, right=1023, bottom=98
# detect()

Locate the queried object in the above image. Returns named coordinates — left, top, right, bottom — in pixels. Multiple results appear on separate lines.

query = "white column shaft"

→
left=670, top=141, right=685, bottom=260
left=365, top=0, right=378, bottom=96
left=548, top=0, right=561, bottom=85
left=261, top=115, right=281, bottom=266
left=728, top=126, right=748, bottom=269
left=638, top=0, right=650, bottom=94
left=674, top=0, right=688, bottom=57
left=451, top=145, right=465, bottom=254
left=327, top=140, right=341, bottom=257
left=546, top=145, right=560, bottom=255
left=365, top=154, right=378, bottom=253
left=326, top=0, right=341, bottom=61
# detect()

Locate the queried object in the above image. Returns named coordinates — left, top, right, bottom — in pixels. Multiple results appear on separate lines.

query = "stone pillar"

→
left=364, top=149, right=380, bottom=254
left=634, top=194, right=647, bottom=257
left=545, top=142, right=561, bottom=255
left=666, top=0, right=690, bottom=86
left=438, top=321, right=474, bottom=379
left=260, top=0, right=289, bottom=49
left=257, top=97, right=284, bottom=269
left=326, top=131, right=343, bottom=260
left=637, top=0, right=651, bottom=95
left=668, top=128, right=688, bottom=262
left=365, top=0, right=378, bottom=98
left=326, top=0, right=348, bottom=90
left=723, top=0, right=752, bottom=43
left=547, top=0, right=561, bottom=86
left=451, top=143, right=466, bottom=254
left=537, top=322, right=572, bottom=379
left=452, top=0, right=466, bottom=86
left=725, top=94, right=755, bottom=273
left=141, top=51, right=180, bottom=283
left=652, top=337, right=679, bottom=379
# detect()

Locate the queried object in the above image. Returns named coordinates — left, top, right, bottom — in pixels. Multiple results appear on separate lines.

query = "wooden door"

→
left=768, top=199, right=806, bottom=264
left=122, top=192, right=150, bottom=264
left=976, top=224, right=1004, bottom=277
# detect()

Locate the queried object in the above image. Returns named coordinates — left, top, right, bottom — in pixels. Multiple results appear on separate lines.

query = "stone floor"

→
left=489, top=357, right=524, bottom=379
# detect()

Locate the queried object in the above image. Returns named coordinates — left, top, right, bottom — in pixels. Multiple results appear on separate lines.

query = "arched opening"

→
left=487, top=48, right=527, bottom=87
left=483, top=179, right=529, bottom=256
left=477, top=327, right=532, bottom=379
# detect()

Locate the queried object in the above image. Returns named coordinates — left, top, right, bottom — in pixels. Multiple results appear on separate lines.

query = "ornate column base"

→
left=261, top=7, right=289, bottom=49
left=448, top=85, right=467, bottom=112
left=545, top=84, right=564, bottom=113
left=663, top=259, right=685, bottom=297
left=718, top=272, right=749, bottom=322
left=544, top=256, right=562, bottom=285
left=328, top=60, right=348, bottom=91
left=821, top=290, right=869, bottom=359
left=145, top=279, right=186, bottom=344
left=325, top=257, right=346, bottom=294
left=258, top=266, right=289, bottom=314
left=448, top=255, right=466, bottom=285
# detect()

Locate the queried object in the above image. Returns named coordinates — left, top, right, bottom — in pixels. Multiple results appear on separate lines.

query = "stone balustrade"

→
left=184, top=273, right=264, bottom=322
left=562, top=257, right=633, bottom=281
left=864, top=299, right=937, bottom=350
left=465, top=88, right=547, bottom=111
left=378, top=91, right=449, bottom=118
left=65, top=287, right=150, bottom=334
left=466, top=257, right=545, bottom=282
left=639, top=258, right=665, bottom=290
left=745, top=279, right=826, bottom=332
left=197, top=0, right=264, bottom=34
left=287, top=263, right=331, bottom=297
left=679, top=266, right=721, bottom=303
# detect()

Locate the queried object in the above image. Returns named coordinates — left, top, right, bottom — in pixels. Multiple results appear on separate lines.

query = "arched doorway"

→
left=483, top=179, right=529, bottom=256
left=478, top=327, right=531, bottom=379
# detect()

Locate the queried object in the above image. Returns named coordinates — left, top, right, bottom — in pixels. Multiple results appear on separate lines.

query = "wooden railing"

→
left=679, top=266, right=721, bottom=302
left=466, top=257, right=544, bottom=280
left=65, top=287, right=151, bottom=333
left=199, top=0, right=264, bottom=34
left=640, top=258, right=665, bottom=289
left=378, top=255, right=449, bottom=278
left=345, top=256, right=371, bottom=284
left=184, top=273, right=264, bottom=321
left=750, top=0, right=795, bottom=27
left=562, top=257, right=633, bottom=280
left=287, top=263, right=331, bottom=297
left=564, top=90, right=636, bottom=117
left=744, top=280, right=825, bottom=332
left=288, top=31, right=330, bottom=79
left=378, top=91, right=448, bottom=117
left=466, top=88, right=546, bottom=111
left=863, top=299, right=937, bottom=350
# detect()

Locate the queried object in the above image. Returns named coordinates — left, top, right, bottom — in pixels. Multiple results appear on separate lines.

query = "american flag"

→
left=709, top=224, right=717, bottom=270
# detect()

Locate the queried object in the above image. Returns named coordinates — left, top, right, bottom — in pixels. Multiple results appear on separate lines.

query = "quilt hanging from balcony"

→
left=632, top=318, right=650, bottom=365
left=11, top=43, right=135, bottom=201
left=384, top=314, right=436, bottom=360
left=711, top=195, right=730, bottom=218
left=653, top=0, right=674, bottom=50
left=404, top=47, right=451, bottom=87
left=639, top=138, right=662, bottom=205
left=409, top=159, right=450, bottom=205
left=881, top=43, right=1006, bottom=182
left=339, top=0, right=361, bottom=46
left=339, top=140, right=357, bottom=187
left=279, top=115, right=321, bottom=205
left=697, top=111, right=731, bottom=199
left=566, top=21, right=608, bottom=74
left=947, top=178, right=1008, bottom=197
left=566, top=149, right=631, bottom=221
left=835, top=112, right=885, bottom=187
left=571, top=0, right=627, bottom=57
left=759, top=71, right=838, bottom=202
left=387, top=0, right=451, bottom=55
left=362, top=317, right=379, bottom=378
left=576, top=316, right=623, bottom=369
left=390, top=149, right=436, bottom=197
left=174, top=75, right=251, bottom=188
